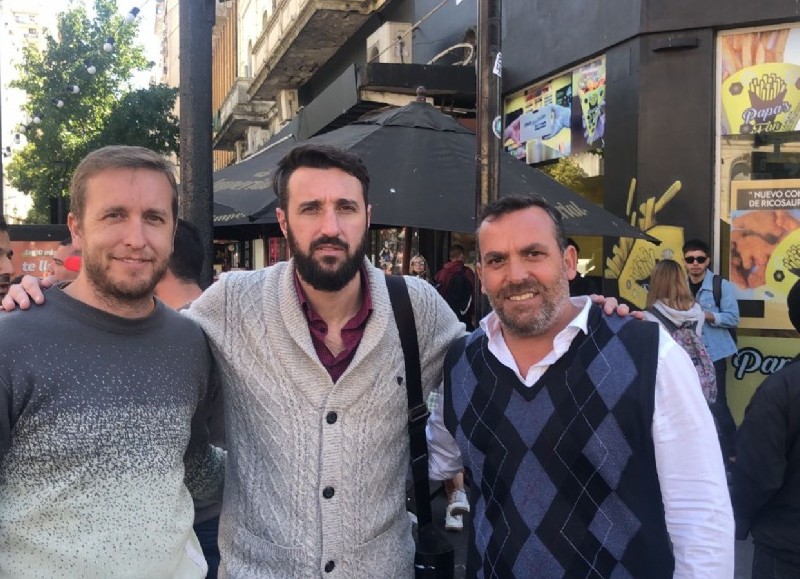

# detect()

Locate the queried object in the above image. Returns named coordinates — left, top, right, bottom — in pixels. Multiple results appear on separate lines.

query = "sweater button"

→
left=326, top=411, right=338, bottom=424
left=324, top=560, right=335, bottom=573
left=323, top=486, right=335, bottom=499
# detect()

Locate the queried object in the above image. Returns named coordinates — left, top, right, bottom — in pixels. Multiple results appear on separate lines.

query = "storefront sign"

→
left=10, top=240, right=60, bottom=279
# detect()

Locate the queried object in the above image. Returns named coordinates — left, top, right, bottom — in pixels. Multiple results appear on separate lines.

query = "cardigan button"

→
left=323, top=486, right=335, bottom=499
left=326, top=411, right=338, bottom=424
left=324, top=560, right=335, bottom=573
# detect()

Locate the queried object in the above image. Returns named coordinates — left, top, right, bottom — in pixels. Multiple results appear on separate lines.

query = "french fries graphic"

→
left=604, top=180, right=682, bottom=278
left=721, top=29, right=790, bottom=81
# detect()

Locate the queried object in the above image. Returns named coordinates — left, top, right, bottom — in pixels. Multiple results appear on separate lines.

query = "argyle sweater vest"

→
left=444, top=307, right=674, bottom=578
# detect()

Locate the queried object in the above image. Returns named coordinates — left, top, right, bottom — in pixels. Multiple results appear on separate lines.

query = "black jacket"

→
left=732, top=355, right=800, bottom=565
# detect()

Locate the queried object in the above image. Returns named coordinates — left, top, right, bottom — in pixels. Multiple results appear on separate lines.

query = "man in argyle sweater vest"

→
left=444, top=308, right=671, bottom=576
left=427, top=195, right=734, bottom=578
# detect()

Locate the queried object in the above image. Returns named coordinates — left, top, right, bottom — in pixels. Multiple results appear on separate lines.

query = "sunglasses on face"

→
left=684, top=256, right=708, bottom=264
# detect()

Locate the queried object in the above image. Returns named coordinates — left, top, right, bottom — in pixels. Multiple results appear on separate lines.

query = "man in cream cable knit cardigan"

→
left=185, top=144, right=465, bottom=577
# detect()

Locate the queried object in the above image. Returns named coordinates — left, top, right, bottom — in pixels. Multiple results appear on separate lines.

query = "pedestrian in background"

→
left=684, top=238, right=740, bottom=471
left=732, top=278, right=800, bottom=579
left=435, top=243, right=476, bottom=331
left=409, top=254, right=432, bottom=283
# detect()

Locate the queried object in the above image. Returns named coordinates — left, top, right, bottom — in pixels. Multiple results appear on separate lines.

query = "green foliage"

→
left=540, top=157, right=589, bottom=194
left=6, top=0, right=179, bottom=223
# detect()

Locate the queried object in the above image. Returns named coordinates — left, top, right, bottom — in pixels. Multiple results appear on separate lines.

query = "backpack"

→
left=712, top=274, right=738, bottom=344
left=648, top=307, right=717, bottom=404
left=443, top=268, right=473, bottom=318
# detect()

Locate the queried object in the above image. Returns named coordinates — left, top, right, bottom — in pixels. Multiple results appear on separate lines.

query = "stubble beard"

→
left=490, top=265, right=571, bottom=338
left=83, top=252, right=167, bottom=306
left=288, top=227, right=368, bottom=292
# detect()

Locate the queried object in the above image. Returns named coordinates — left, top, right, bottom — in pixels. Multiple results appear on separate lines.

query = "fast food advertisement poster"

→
left=728, top=336, right=798, bottom=424
left=10, top=240, right=60, bottom=280
left=503, top=57, right=606, bottom=165
left=730, top=179, right=800, bottom=329
left=720, top=25, right=800, bottom=136
left=571, top=57, right=606, bottom=152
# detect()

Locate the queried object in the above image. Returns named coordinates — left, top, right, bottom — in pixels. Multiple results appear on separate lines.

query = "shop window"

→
left=716, top=23, right=800, bottom=423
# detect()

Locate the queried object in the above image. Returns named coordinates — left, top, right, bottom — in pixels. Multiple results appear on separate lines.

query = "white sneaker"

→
left=448, top=489, right=470, bottom=516
left=444, top=510, right=463, bottom=531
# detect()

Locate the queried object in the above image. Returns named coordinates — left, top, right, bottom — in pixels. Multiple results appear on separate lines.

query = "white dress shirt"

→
left=427, top=297, right=735, bottom=578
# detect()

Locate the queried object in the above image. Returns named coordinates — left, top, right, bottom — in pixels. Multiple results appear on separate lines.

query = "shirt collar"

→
left=479, top=296, right=592, bottom=385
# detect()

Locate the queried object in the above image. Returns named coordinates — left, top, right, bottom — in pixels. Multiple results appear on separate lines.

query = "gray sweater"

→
left=0, top=288, right=224, bottom=578
left=186, top=260, right=465, bottom=578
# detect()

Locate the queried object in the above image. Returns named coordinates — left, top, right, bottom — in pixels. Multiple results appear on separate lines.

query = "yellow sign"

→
left=728, top=336, right=797, bottom=424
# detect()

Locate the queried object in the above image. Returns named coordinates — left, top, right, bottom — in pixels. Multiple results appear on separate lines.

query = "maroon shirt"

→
left=294, top=266, right=373, bottom=382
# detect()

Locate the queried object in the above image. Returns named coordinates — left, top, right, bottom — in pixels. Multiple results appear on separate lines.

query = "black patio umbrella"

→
left=214, top=101, right=651, bottom=240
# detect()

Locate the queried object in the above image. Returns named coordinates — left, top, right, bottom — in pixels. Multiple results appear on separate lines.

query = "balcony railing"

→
left=213, top=78, right=275, bottom=151
left=249, top=0, right=387, bottom=101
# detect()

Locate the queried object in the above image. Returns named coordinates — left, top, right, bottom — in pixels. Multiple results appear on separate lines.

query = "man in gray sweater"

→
left=0, top=146, right=223, bottom=578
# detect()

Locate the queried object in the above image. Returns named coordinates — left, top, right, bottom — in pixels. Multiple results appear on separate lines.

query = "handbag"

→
left=385, top=275, right=455, bottom=579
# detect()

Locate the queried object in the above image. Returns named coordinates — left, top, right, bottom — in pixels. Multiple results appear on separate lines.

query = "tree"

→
left=6, top=0, right=179, bottom=223
left=540, top=157, right=589, bottom=194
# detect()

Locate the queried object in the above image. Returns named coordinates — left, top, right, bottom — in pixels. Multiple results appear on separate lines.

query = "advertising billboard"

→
left=503, top=57, right=605, bottom=165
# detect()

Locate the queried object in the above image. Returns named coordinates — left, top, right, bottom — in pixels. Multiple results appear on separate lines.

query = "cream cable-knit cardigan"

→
left=186, top=259, right=465, bottom=578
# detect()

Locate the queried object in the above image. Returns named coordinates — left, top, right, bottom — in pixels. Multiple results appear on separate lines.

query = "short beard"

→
left=489, top=266, right=570, bottom=338
left=289, top=229, right=368, bottom=292
left=84, top=258, right=167, bottom=305
left=0, top=274, right=9, bottom=300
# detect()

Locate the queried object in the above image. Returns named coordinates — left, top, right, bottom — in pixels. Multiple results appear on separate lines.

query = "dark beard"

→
left=288, top=230, right=368, bottom=292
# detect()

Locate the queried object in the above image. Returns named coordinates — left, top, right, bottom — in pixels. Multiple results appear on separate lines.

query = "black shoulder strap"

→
left=385, top=275, right=434, bottom=528
left=647, top=306, right=678, bottom=335
left=712, top=274, right=722, bottom=309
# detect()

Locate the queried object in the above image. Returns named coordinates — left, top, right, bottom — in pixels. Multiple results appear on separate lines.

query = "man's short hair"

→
left=682, top=239, right=710, bottom=255
left=449, top=244, right=466, bottom=260
left=169, top=219, right=204, bottom=286
left=477, top=195, right=567, bottom=258
left=272, top=144, right=370, bottom=211
left=59, top=237, right=73, bottom=247
left=566, top=237, right=580, bottom=254
left=70, top=146, right=179, bottom=222
left=788, top=279, right=800, bottom=334
left=0, top=216, right=8, bottom=232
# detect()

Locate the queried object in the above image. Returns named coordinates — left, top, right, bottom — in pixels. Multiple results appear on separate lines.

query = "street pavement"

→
left=427, top=483, right=755, bottom=578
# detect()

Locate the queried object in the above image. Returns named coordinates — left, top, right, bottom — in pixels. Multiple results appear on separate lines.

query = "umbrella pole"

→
left=475, top=0, right=503, bottom=320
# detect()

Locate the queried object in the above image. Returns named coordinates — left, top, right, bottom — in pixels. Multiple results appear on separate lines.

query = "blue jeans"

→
left=752, top=546, right=800, bottom=579
left=710, top=358, right=737, bottom=462
left=194, top=517, right=221, bottom=579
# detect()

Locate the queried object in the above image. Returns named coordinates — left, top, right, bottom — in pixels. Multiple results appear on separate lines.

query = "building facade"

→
left=501, top=0, right=800, bottom=419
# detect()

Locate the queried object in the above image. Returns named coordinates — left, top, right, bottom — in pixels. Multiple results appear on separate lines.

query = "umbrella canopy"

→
left=214, top=101, right=651, bottom=239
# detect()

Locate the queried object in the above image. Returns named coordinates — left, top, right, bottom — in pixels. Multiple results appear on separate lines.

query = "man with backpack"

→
left=435, top=244, right=476, bottom=331
left=683, top=239, right=740, bottom=471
